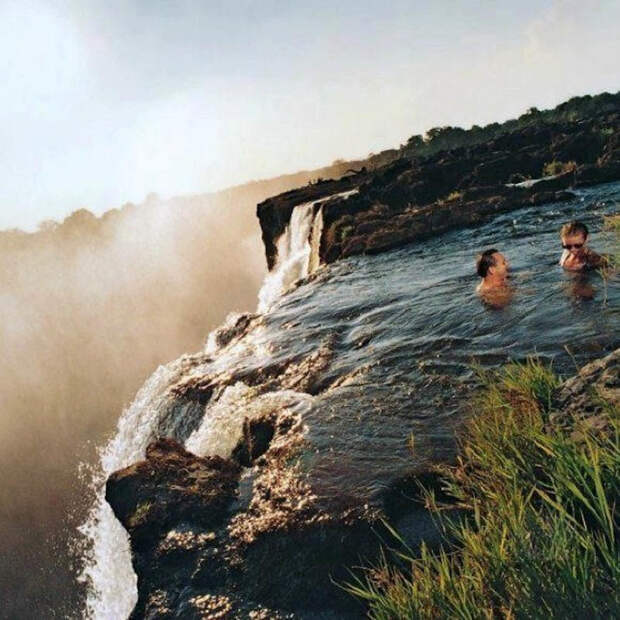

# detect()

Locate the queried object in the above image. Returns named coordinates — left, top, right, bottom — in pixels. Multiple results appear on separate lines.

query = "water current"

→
left=77, top=182, right=619, bottom=618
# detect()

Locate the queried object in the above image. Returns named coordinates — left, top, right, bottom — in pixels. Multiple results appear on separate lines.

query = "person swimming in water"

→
left=475, top=248, right=512, bottom=308
left=559, top=220, right=605, bottom=271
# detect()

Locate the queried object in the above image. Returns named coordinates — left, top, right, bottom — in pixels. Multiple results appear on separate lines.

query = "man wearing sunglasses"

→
left=559, top=221, right=604, bottom=271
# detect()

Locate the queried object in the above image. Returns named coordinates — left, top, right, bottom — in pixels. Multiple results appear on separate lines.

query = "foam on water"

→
left=77, top=360, right=192, bottom=619
left=185, top=384, right=313, bottom=458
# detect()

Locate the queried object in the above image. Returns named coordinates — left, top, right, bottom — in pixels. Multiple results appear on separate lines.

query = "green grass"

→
left=344, top=359, right=619, bottom=619
left=128, top=500, right=154, bottom=528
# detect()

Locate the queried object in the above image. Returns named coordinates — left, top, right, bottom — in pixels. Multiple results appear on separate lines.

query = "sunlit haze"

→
left=2, top=0, right=619, bottom=230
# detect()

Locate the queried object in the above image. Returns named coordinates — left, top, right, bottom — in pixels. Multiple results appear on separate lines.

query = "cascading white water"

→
left=257, top=188, right=358, bottom=312
left=308, top=205, right=324, bottom=275
left=77, top=189, right=353, bottom=618
left=257, top=200, right=319, bottom=313
left=185, top=383, right=313, bottom=458
left=77, top=360, right=193, bottom=619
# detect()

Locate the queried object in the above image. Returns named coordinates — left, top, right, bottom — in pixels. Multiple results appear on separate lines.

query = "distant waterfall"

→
left=257, top=200, right=322, bottom=312
left=256, top=188, right=358, bottom=313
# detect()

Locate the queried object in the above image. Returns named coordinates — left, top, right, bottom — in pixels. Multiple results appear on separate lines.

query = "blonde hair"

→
left=560, top=220, right=588, bottom=238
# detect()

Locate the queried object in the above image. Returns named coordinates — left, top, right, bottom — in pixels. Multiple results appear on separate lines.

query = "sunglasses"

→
left=562, top=243, right=583, bottom=250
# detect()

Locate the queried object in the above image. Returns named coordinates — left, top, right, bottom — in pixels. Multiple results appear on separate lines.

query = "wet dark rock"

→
left=341, top=235, right=367, bottom=257
left=231, top=415, right=277, bottom=467
left=105, top=438, right=240, bottom=553
left=257, top=107, right=620, bottom=267
left=209, top=312, right=258, bottom=351
left=552, top=348, right=619, bottom=433
left=106, top=411, right=387, bottom=618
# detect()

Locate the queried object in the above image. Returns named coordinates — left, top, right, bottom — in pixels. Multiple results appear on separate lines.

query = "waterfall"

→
left=257, top=200, right=320, bottom=313
left=256, top=188, right=358, bottom=312
left=76, top=359, right=193, bottom=619
left=77, top=188, right=356, bottom=619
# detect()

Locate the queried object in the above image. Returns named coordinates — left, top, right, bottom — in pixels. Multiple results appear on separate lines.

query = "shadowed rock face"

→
left=105, top=439, right=240, bottom=552
left=257, top=108, right=620, bottom=268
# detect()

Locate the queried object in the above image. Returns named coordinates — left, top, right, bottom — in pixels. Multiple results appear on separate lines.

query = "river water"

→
left=77, top=181, right=619, bottom=618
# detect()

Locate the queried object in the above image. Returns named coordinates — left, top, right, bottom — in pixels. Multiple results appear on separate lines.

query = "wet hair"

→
left=560, top=220, right=588, bottom=239
left=476, top=248, right=498, bottom=278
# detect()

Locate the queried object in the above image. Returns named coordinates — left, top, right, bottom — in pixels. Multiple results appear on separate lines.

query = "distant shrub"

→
left=437, top=190, right=463, bottom=205
left=128, top=501, right=154, bottom=528
left=542, top=160, right=577, bottom=176
left=338, top=224, right=355, bottom=243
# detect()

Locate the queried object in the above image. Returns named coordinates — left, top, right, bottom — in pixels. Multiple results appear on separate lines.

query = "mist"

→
left=0, top=166, right=344, bottom=617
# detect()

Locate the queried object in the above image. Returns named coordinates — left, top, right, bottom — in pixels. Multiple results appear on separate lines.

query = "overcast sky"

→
left=1, top=0, right=619, bottom=231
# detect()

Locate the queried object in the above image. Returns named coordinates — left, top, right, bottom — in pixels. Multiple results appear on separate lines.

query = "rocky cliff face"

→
left=257, top=105, right=620, bottom=268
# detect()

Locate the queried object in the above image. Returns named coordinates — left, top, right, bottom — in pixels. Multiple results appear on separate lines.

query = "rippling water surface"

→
left=80, top=182, right=619, bottom=618
left=249, top=183, right=619, bottom=496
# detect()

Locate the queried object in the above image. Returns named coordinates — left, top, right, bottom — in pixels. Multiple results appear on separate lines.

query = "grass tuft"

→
left=343, top=358, right=619, bottom=619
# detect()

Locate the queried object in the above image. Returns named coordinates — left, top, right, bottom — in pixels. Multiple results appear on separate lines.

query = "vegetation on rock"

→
left=345, top=358, right=619, bottom=619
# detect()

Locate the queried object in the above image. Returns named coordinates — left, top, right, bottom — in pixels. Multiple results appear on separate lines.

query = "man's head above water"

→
left=476, top=248, right=509, bottom=284
left=476, top=249, right=511, bottom=308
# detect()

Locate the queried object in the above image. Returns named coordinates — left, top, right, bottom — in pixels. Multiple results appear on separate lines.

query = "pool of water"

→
left=234, top=182, right=619, bottom=503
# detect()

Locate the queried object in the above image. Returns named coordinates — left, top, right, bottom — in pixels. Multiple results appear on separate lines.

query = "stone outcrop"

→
left=257, top=104, right=620, bottom=268
left=552, top=348, right=619, bottom=434
left=106, top=411, right=439, bottom=618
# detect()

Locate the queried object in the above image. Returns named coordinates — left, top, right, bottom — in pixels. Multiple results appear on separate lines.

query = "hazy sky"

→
left=1, top=0, right=619, bottom=231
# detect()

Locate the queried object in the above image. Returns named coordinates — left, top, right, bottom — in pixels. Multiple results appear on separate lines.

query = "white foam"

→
left=76, top=360, right=189, bottom=619
left=185, top=383, right=313, bottom=458
left=257, top=201, right=317, bottom=312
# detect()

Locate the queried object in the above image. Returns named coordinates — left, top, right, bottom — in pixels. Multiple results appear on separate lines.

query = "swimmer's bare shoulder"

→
left=478, top=284, right=514, bottom=309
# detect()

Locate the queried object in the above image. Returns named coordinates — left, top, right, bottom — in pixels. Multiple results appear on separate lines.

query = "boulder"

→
left=552, top=349, right=619, bottom=434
